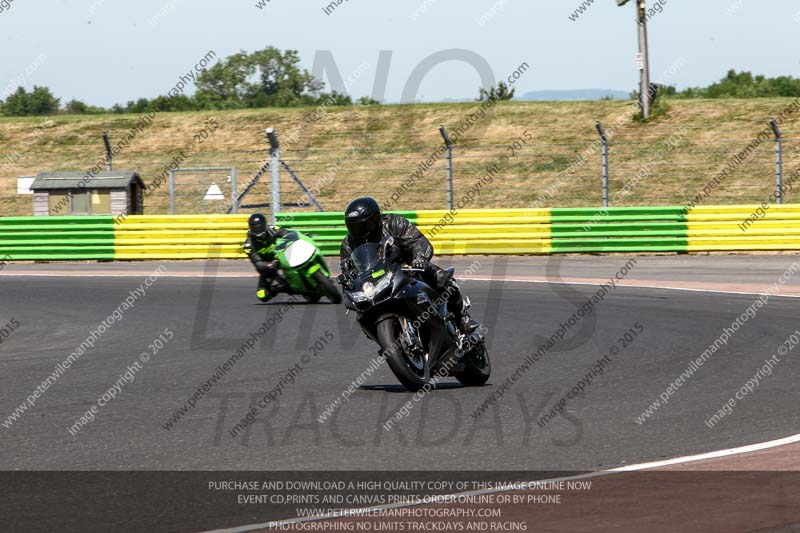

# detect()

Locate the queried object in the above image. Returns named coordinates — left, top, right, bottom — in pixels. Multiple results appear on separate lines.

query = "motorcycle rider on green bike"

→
left=244, top=213, right=289, bottom=302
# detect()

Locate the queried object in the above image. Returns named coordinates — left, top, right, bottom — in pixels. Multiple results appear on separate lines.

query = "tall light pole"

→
left=618, top=0, right=651, bottom=119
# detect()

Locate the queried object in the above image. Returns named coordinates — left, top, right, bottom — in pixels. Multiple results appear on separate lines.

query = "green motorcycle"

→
left=272, top=230, right=342, bottom=304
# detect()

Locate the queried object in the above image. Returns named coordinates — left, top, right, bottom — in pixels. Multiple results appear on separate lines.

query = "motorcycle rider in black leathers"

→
left=339, top=197, right=481, bottom=337
left=244, top=213, right=289, bottom=302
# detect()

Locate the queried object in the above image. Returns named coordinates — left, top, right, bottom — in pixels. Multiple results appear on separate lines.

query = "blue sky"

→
left=1, top=0, right=798, bottom=106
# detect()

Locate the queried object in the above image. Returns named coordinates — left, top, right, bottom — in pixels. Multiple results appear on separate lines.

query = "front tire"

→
left=377, top=318, right=430, bottom=392
left=312, top=270, right=342, bottom=304
left=454, top=342, right=491, bottom=387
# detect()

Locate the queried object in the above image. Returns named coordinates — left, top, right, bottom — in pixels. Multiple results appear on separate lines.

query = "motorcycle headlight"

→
left=347, top=274, right=392, bottom=303
left=349, top=290, right=369, bottom=303
left=363, top=281, right=376, bottom=298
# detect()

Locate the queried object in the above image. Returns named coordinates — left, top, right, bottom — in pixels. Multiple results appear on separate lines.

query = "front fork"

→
left=399, top=317, right=426, bottom=359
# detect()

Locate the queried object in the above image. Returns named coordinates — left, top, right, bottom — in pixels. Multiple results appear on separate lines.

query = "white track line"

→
left=209, top=432, right=800, bottom=533
left=462, top=276, right=800, bottom=299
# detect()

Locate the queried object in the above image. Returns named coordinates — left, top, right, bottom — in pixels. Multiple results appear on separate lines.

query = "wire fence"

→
left=264, top=125, right=799, bottom=213
left=2, top=115, right=799, bottom=216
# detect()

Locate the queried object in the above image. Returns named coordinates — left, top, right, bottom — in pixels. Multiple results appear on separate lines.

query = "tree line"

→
left=2, top=49, right=800, bottom=117
left=0, top=47, right=379, bottom=117
left=646, top=69, right=800, bottom=100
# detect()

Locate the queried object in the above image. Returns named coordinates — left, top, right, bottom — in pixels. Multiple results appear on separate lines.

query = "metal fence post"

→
left=596, top=121, right=609, bottom=208
left=230, top=166, right=238, bottom=214
left=266, top=128, right=281, bottom=224
left=169, top=168, right=175, bottom=215
left=770, top=118, right=783, bottom=204
left=102, top=132, right=113, bottom=171
left=439, top=124, right=454, bottom=210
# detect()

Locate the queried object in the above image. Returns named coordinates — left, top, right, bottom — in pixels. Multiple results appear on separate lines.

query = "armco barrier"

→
left=0, top=216, right=115, bottom=260
left=114, top=214, right=250, bottom=260
left=685, top=205, right=800, bottom=251
left=1, top=206, right=800, bottom=260
left=550, top=206, right=688, bottom=253
left=415, top=209, right=552, bottom=255
left=275, top=211, right=417, bottom=257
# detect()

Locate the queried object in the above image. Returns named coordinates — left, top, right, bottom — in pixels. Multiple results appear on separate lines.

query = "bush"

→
left=1, top=86, right=60, bottom=116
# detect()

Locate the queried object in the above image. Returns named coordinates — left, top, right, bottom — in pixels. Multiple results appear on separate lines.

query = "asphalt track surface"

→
left=2, top=255, right=800, bottom=531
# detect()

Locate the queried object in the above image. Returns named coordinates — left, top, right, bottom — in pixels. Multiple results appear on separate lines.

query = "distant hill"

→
left=519, top=89, right=630, bottom=101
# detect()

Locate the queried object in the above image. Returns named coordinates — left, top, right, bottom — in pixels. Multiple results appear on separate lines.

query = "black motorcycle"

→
left=338, top=237, right=491, bottom=391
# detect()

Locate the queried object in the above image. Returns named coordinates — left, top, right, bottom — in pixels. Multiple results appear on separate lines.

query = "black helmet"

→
left=345, top=197, right=383, bottom=244
left=248, top=213, right=272, bottom=241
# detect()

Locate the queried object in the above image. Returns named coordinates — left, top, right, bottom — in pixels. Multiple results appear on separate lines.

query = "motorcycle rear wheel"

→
left=377, top=318, right=431, bottom=392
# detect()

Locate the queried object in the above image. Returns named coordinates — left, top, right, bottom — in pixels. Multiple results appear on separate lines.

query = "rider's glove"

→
left=338, top=259, right=355, bottom=287
left=412, top=258, right=428, bottom=270
left=256, top=260, right=276, bottom=275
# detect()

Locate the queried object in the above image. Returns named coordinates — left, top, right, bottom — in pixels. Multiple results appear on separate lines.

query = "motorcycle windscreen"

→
left=350, top=243, right=381, bottom=273
left=285, top=239, right=317, bottom=267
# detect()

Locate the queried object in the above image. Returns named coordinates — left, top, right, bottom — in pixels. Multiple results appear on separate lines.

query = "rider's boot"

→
left=256, top=288, right=276, bottom=303
left=448, top=284, right=484, bottom=344
left=257, top=271, right=287, bottom=302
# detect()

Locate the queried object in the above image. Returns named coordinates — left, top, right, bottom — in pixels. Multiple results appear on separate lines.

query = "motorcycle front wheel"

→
left=377, top=318, right=430, bottom=391
left=454, top=342, right=491, bottom=387
left=312, top=270, right=343, bottom=304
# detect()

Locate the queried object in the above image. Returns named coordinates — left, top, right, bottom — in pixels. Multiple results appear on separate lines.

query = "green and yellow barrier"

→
left=114, top=214, right=249, bottom=260
left=685, top=205, right=800, bottom=251
left=550, top=206, right=689, bottom=253
left=415, top=209, right=552, bottom=255
left=0, top=216, right=116, bottom=260
left=2, top=205, right=800, bottom=260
